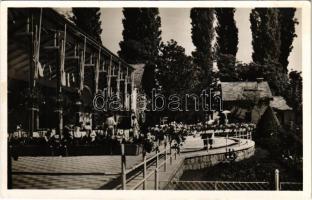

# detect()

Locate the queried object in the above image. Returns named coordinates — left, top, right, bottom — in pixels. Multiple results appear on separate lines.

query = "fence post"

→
left=154, top=168, right=159, bottom=190
left=156, top=147, right=159, bottom=168
left=164, top=142, right=167, bottom=172
left=143, top=154, right=147, bottom=190
left=121, top=144, right=126, bottom=190
left=8, top=149, right=12, bottom=189
left=275, top=169, right=280, bottom=191
left=175, top=149, right=177, bottom=160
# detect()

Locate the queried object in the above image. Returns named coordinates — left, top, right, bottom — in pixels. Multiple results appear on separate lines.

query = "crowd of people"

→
left=9, top=112, right=256, bottom=158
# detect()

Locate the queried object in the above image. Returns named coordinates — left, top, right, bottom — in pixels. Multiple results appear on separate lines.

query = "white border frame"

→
left=0, top=1, right=311, bottom=200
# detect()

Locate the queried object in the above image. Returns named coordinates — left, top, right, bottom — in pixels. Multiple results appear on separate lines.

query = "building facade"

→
left=8, top=8, right=135, bottom=137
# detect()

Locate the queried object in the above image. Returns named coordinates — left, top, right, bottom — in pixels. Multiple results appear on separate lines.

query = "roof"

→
left=270, top=96, right=292, bottom=111
left=131, top=64, right=145, bottom=88
left=220, top=81, right=273, bottom=102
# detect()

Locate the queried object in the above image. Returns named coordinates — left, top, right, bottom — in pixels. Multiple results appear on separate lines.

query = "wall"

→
left=183, top=144, right=255, bottom=170
left=164, top=142, right=255, bottom=189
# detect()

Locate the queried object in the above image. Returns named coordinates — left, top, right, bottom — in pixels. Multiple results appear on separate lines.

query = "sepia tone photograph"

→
left=2, top=1, right=310, bottom=196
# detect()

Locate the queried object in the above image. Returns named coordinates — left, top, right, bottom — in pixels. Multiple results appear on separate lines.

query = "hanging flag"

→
left=95, top=49, right=100, bottom=94
left=60, top=40, right=66, bottom=86
left=38, top=63, right=44, bottom=78
left=33, top=9, right=43, bottom=81
left=59, top=24, right=67, bottom=86
left=33, top=38, right=39, bottom=80
left=48, top=65, right=52, bottom=80
left=71, top=73, right=75, bottom=83
left=79, top=51, right=85, bottom=91
left=67, top=72, right=70, bottom=87
left=79, top=37, right=86, bottom=93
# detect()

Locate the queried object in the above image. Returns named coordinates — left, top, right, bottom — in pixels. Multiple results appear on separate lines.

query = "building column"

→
left=124, top=68, right=128, bottom=110
left=55, top=31, right=65, bottom=139
left=94, top=49, right=100, bottom=95
left=27, top=12, right=36, bottom=137
left=130, top=72, right=135, bottom=112
left=116, top=62, right=121, bottom=98
left=107, top=55, right=112, bottom=97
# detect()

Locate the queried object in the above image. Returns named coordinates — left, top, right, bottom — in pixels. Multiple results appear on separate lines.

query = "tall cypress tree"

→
left=118, top=8, right=162, bottom=64
left=250, top=8, right=281, bottom=65
left=215, top=8, right=238, bottom=81
left=278, top=8, right=298, bottom=73
left=215, top=8, right=238, bottom=56
left=250, top=8, right=291, bottom=96
left=72, top=8, right=103, bottom=43
left=119, top=8, right=161, bottom=97
left=190, top=8, right=215, bottom=88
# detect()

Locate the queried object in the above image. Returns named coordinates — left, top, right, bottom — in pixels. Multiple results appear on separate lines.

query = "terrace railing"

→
left=200, top=127, right=253, bottom=141
left=120, top=143, right=179, bottom=190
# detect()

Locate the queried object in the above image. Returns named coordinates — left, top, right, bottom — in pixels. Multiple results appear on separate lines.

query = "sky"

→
left=99, top=8, right=301, bottom=72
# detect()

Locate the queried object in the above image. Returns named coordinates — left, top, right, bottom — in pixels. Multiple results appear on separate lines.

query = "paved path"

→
left=11, top=137, right=253, bottom=189
left=12, top=146, right=166, bottom=189
left=181, top=136, right=236, bottom=152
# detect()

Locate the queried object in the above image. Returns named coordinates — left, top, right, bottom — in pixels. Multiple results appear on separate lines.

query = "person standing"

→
left=105, top=113, right=117, bottom=138
left=131, top=115, right=140, bottom=138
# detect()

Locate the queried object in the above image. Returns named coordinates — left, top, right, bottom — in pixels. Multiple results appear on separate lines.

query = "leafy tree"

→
left=255, top=107, right=280, bottom=141
left=156, top=40, right=195, bottom=97
left=278, top=8, right=298, bottom=73
left=250, top=8, right=281, bottom=65
left=287, top=71, right=302, bottom=125
left=118, top=8, right=162, bottom=64
left=236, top=62, right=288, bottom=96
left=72, top=8, right=103, bottom=43
left=190, top=8, right=215, bottom=89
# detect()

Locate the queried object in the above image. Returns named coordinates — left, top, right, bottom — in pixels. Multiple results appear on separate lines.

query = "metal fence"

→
left=167, top=181, right=271, bottom=190
left=166, top=181, right=302, bottom=191
left=164, top=169, right=302, bottom=191
left=280, top=182, right=303, bottom=191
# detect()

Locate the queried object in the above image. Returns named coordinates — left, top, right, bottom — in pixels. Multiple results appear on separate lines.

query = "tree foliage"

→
left=286, top=71, right=302, bottom=125
left=118, top=8, right=162, bottom=64
left=215, top=8, right=239, bottom=82
left=278, top=8, right=298, bottom=73
left=249, top=8, right=298, bottom=97
left=156, top=40, right=196, bottom=97
left=141, top=62, right=156, bottom=98
left=217, top=54, right=240, bottom=82
left=250, top=8, right=281, bottom=65
left=236, top=62, right=288, bottom=96
left=190, top=8, right=215, bottom=88
left=215, top=8, right=238, bottom=56
left=72, top=8, right=103, bottom=43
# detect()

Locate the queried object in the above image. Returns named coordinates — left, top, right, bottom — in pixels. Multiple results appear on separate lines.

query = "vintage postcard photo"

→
left=0, top=1, right=311, bottom=199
